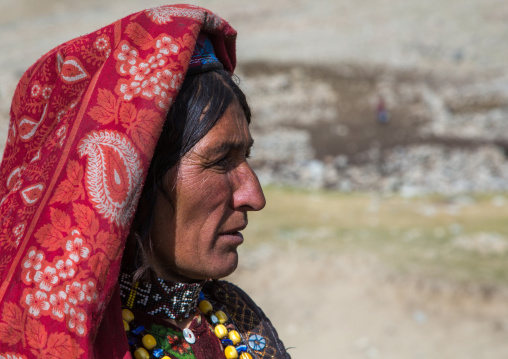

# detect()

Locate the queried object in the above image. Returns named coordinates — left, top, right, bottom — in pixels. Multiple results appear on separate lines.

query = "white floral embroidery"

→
left=156, top=36, right=179, bottom=56
left=68, top=307, right=86, bottom=335
left=170, top=73, right=183, bottom=90
left=23, top=249, right=44, bottom=270
left=82, top=280, right=98, bottom=302
left=94, top=34, right=110, bottom=52
left=33, top=266, right=59, bottom=291
left=42, top=86, right=52, bottom=100
left=116, top=42, right=138, bottom=65
left=30, top=83, right=41, bottom=98
left=24, top=270, right=33, bottom=283
left=119, top=81, right=141, bottom=101
left=158, top=91, right=172, bottom=110
left=66, top=231, right=90, bottom=263
left=127, top=62, right=150, bottom=82
left=25, top=290, right=50, bottom=317
left=49, top=290, right=69, bottom=319
left=66, top=281, right=85, bottom=305
left=55, top=258, right=76, bottom=279
left=141, top=75, right=162, bottom=99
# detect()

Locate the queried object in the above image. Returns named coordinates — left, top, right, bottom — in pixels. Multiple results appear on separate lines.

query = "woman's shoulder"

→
left=202, top=280, right=291, bottom=359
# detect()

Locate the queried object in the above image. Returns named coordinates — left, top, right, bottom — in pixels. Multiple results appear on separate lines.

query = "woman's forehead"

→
left=196, top=105, right=251, bottom=151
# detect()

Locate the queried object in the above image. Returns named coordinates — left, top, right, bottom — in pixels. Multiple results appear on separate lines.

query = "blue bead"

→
left=199, top=292, right=205, bottom=301
left=248, top=334, right=266, bottom=351
left=128, top=337, right=137, bottom=345
left=236, top=345, right=248, bottom=354
left=132, top=325, right=145, bottom=335
left=221, top=339, right=233, bottom=346
left=153, top=348, right=164, bottom=358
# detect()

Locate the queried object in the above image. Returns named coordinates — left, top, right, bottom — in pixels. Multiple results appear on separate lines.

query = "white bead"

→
left=183, top=328, right=196, bottom=344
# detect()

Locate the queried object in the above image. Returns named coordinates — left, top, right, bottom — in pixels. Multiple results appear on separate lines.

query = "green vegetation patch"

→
left=243, top=186, right=508, bottom=285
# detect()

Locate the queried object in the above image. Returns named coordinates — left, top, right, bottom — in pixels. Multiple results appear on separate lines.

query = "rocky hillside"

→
left=239, top=63, right=508, bottom=194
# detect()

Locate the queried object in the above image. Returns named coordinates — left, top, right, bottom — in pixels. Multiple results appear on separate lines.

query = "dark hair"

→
left=123, top=69, right=251, bottom=276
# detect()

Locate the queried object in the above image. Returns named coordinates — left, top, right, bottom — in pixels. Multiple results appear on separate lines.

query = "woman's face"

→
left=150, top=103, right=266, bottom=282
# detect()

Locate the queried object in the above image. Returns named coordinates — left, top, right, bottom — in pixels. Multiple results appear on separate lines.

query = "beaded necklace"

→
left=120, top=273, right=261, bottom=359
left=196, top=292, right=254, bottom=359
left=123, top=292, right=258, bottom=359
left=119, top=272, right=203, bottom=320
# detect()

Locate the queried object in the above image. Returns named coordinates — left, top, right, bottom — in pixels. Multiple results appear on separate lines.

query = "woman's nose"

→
left=231, top=162, right=266, bottom=211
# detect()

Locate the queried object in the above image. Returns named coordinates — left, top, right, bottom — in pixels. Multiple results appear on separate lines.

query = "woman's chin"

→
left=172, top=252, right=239, bottom=282
left=207, top=253, right=239, bottom=279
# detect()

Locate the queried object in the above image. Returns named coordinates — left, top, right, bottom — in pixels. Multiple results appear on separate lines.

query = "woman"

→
left=0, top=4, right=290, bottom=359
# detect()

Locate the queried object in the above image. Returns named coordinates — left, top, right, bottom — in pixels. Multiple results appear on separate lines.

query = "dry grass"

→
left=243, top=186, right=508, bottom=286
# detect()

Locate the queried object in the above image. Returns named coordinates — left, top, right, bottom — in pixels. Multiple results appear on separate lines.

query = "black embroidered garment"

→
left=121, top=277, right=291, bottom=359
left=202, top=280, right=291, bottom=359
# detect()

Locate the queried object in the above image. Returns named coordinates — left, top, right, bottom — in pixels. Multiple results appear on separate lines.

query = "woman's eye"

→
left=214, top=156, right=232, bottom=168
left=210, top=149, right=251, bottom=170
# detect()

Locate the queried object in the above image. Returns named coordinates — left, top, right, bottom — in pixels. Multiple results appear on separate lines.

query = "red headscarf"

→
left=0, top=5, right=236, bottom=358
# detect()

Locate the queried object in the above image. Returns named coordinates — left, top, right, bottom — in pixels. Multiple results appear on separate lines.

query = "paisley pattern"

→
left=20, top=183, right=44, bottom=205
left=0, top=4, right=237, bottom=358
left=60, top=57, right=90, bottom=84
left=78, top=131, right=142, bottom=227
left=6, top=167, right=22, bottom=190
left=18, top=104, right=48, bottom=141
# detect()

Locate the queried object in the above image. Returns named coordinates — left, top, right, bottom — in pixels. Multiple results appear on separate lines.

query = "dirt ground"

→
left=1, top=1, right=508, bottom=358
left=231, top=245, right=508, bottom=358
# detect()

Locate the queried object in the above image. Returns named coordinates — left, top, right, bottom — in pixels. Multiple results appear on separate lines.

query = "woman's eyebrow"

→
left=208, top=138, right=254, bottom=157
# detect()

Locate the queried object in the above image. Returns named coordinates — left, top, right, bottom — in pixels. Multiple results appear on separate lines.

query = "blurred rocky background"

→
left=243, top=64, right=508, bottom=194
left=2, top=0, right=508, bottom=195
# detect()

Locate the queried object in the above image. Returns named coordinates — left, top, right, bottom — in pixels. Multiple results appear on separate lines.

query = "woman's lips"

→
left=218, top=231, right=244, bottom=246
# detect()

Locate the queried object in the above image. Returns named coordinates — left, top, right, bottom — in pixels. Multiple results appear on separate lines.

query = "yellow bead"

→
left=214, top=324, right=228, bottom=339
left=142, top=334, right=157, bottom=350
left=224, top=345, right=239, bottom=359
left=240, top=353, right=253, bottom=359
left=198, top=300, right=213, bottom=315
left=228, top=330, right=241, bottom=345
left=122, top=309, right=134, bottom=323
left=134, top=348, right=150, bottom=359
left=123, top=320, right=130, bottom=331
left=215, top=310, right=228, bottom=324
left=161, top=357, right=171, bottom=359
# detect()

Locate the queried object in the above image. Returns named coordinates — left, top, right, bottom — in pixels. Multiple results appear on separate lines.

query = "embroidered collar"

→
left=119, top=272, right=204, bottom=320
